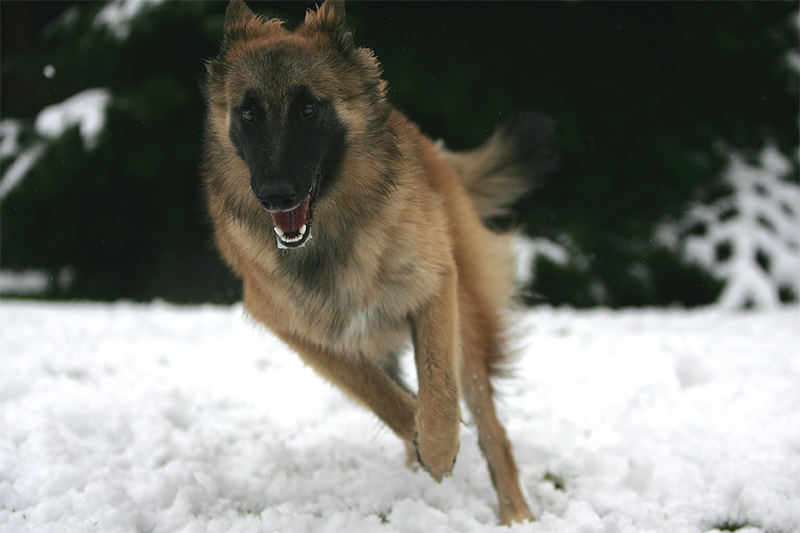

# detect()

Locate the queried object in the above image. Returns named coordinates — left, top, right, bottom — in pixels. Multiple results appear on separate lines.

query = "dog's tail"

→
left=438, top=111, right=557, bottom=220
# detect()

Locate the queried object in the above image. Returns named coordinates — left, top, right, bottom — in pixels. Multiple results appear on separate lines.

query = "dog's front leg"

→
left=410, top=265, right=461, bottom=482
left=276, top=333, right=418, bottom=443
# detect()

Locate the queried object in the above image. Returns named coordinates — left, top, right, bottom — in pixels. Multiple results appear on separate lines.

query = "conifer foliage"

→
left=661, top=146, right=800, bottom=308
left=1, top=1, right=797, bottom=307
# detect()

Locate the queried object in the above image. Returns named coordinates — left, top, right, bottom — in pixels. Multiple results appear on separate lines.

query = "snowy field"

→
left=1, top=301, right=798, bottom=533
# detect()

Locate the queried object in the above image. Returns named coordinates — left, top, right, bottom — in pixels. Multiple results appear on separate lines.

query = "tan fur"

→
left=438, top=132, right=533, bottom=219
left=202, top=0, right=532, bottom=523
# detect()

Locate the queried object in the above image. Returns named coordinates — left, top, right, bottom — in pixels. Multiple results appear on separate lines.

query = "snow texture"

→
left=35, top=88, right=111, bottom=150
left=94, top=0, right=166, bottom=40
left=0, top=142, right=46, bottom=201
left=1, top=301, right=798, bottom=533
left=512, top=236, right=568, bottom=286
left=661, top=145, right=800, bottom=308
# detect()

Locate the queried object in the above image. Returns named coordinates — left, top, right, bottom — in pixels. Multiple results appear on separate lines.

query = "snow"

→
left=94, top=0, right=166, bottom=40
left=661, top=144, right=800, bottom=308
left=512, top=236, right=568, bottom=286
left=0, top=120, right=22, bottom=160
left=34, top=88, right=111, bottom=151
left=0, top=271, right=50, bottom=296
left=0, top=119, right=40, bottom=200
left=0, top=142, right=46, bottom=201
left=788, top=11, right=800, bottom=74
left=0, top=301, right=798, bottom=533
left=0, top=89, right=112, bottom=199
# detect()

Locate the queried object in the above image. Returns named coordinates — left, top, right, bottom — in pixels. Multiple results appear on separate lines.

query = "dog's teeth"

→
left=281, top=232, right=303, bottom=243
left=274, top=223, right=309, bottom=246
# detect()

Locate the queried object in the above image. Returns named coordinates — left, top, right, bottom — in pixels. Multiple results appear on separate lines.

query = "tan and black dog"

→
left=202, top=0, right=554, bottom=523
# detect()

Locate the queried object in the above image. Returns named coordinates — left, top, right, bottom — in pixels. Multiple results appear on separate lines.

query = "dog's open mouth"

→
left=269, top=186, right=317, bottom=249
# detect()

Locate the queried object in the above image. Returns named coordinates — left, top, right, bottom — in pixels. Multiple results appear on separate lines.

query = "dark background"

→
left=1, top=1, right=797, bottom=306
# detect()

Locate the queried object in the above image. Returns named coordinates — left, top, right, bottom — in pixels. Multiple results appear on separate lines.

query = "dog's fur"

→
left=202, top=0, right=554, bottom=524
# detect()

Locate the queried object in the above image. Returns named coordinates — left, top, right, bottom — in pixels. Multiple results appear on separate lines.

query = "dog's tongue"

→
left=270, top=195, right=310, bottom=234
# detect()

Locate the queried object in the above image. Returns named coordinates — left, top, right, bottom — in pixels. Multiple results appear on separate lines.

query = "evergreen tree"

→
left=1, top=1, right=797, bottom=307
left=1, top=1, right=240, bottom=301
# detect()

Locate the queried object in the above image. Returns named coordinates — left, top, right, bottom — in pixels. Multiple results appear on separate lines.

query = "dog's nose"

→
left=255, top=181, right=297, bottom=212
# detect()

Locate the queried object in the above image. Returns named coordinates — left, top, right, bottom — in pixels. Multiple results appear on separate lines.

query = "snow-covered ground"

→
left=0, top=301, right=798, bottom=533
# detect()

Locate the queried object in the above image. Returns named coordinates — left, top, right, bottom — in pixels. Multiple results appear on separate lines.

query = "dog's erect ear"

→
left=224, top=0, right=258, bottom=37
left=304, top=0, right=354, bottom=55
left=221, top=0, right=287, bottom=51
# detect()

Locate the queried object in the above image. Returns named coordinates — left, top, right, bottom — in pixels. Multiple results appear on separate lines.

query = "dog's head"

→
left=205, top=0, right=386, bottom=249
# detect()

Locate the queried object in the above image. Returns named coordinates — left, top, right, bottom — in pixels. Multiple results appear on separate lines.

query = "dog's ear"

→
left=221, top=0, right=287, bottom=51
left=224, top=0, right=258, bottom=37
left=304, top=0, right=354, bottom=55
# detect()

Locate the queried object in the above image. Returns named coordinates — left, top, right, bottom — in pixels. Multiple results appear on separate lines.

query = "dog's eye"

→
left=241, top=108, right=254, bottom=122
left=302, top=103, right=316, bottom=118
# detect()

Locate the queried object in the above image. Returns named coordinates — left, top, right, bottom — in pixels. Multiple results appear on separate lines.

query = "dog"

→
left=201, top=0, right=554, bottom=523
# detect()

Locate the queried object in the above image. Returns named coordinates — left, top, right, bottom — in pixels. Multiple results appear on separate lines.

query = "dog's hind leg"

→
left=459, top=291, right=533, bottom=525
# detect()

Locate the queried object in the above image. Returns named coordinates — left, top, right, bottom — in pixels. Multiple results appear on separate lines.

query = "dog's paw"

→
left=499, top=503, right=534, bottom=526
left=412, top=429, right=459, bottom=482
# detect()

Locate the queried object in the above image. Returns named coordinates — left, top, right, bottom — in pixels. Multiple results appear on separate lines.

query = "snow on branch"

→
left=0, top=141, right=46, bottom=201
left=0, top=89, right=111, bottom=200
left=0, top=120, right=23, bottom=159
left=35, top=88, right=111, bottom=150
left=94, top=0, right=166, bottom=40
left=662, top=145, right=800, bottom=308
left=512, top=235, right=569, bottom=286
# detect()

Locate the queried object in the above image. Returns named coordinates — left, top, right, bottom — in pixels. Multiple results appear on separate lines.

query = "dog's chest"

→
left=278, top=246, right=432, bottom=356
